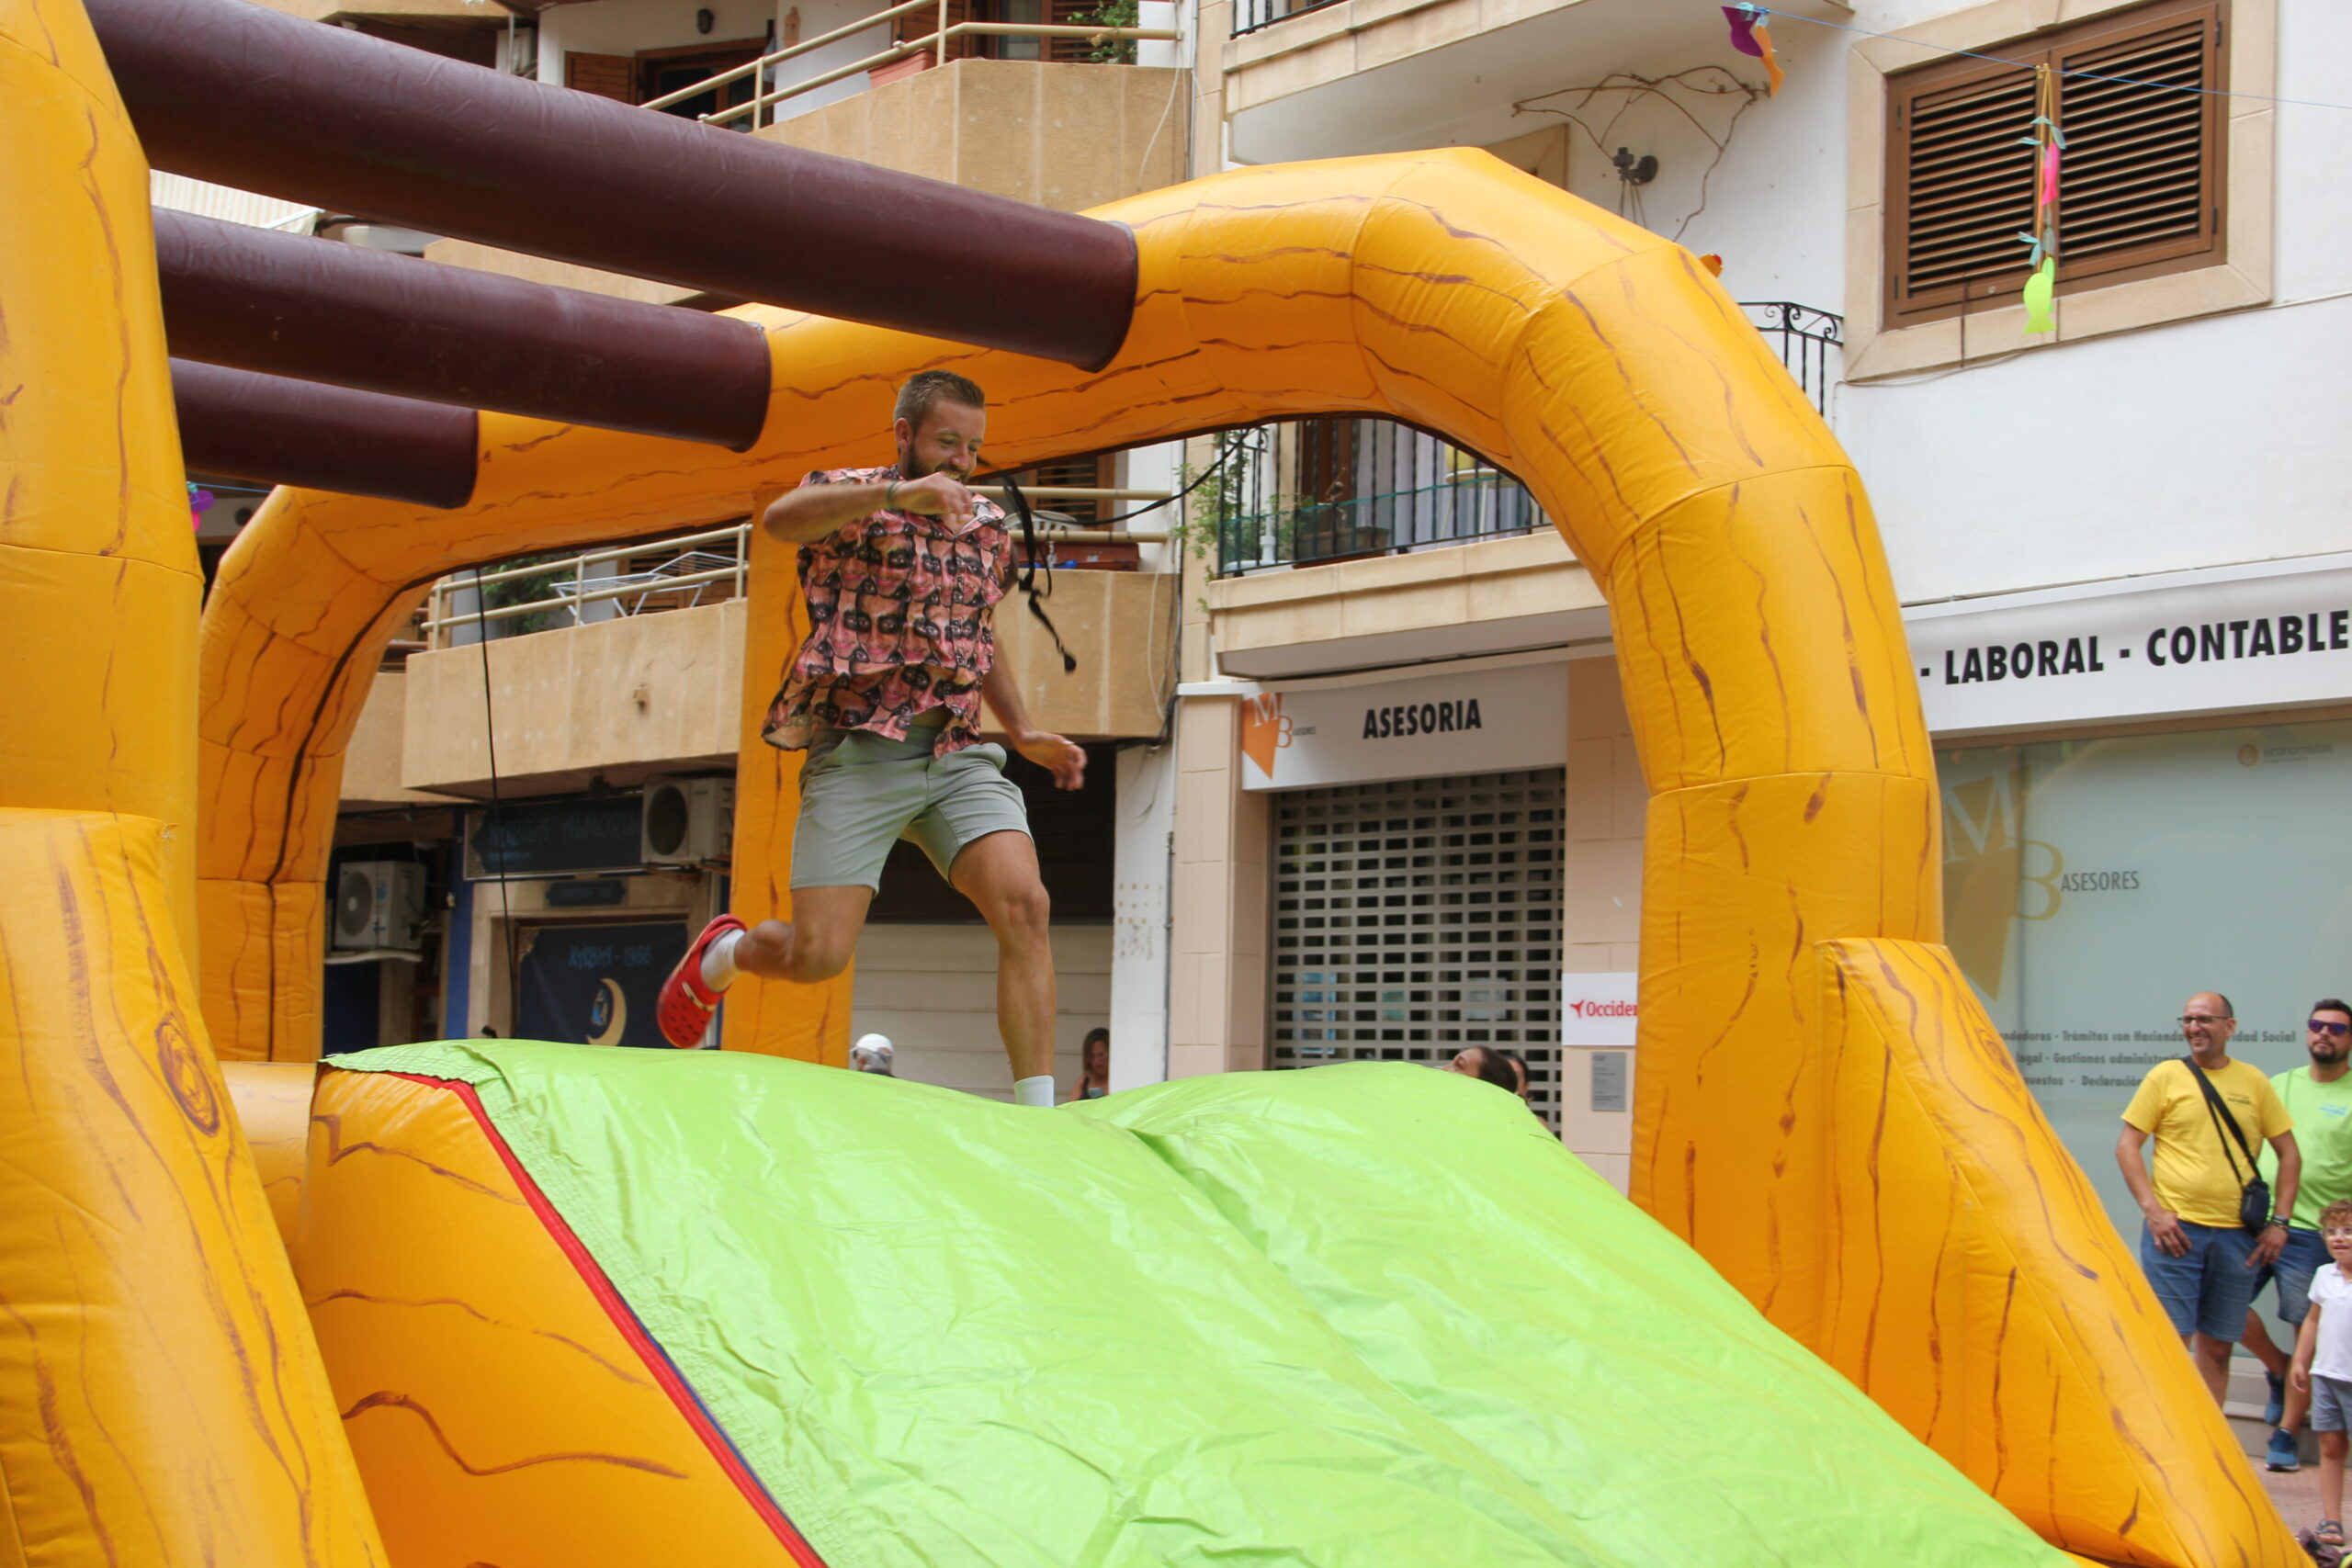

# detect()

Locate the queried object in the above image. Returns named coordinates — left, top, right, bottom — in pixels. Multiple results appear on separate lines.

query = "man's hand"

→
left=1012, top=729, right=1085, bottom=790
left=2251, top=1223, right=2288, bottom=1268
left=890, top=471, right=979, bottom=535
left=2145, top=1207, right=2189, bottom=1256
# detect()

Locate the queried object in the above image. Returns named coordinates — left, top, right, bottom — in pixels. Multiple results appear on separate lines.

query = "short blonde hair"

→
left=2322, top=1199, right=2352, bottom=1231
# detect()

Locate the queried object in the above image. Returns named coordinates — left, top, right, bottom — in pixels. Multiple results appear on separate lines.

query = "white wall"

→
left=850, top=923, right=1111, bottom=1099
left=1110, top=741, right=1176, bottom=1089
left=1233, top=0, right=2352, bottom=613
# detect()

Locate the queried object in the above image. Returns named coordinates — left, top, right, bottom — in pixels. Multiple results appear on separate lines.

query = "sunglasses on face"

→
left=2178, top=1015, right=2231, bottom=1026
left=2314, top=1020, right=2352, bottom=1038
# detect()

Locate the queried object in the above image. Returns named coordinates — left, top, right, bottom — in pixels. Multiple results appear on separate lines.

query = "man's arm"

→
left=2256, top=1131, right=2303, bottom=1266
left=2117, top=1123, right=2189, bottom=1256
left=760, top=470, right=978, bottom=544
left=980, top=660, right=1085, bottom=790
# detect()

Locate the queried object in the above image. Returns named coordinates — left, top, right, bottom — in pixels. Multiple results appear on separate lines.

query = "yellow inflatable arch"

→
left=0, top=0, right=2289, bottom=1558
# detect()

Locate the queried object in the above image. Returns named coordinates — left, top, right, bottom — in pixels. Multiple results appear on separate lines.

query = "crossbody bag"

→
left=2182, top=1056, right=2274, bottom=1235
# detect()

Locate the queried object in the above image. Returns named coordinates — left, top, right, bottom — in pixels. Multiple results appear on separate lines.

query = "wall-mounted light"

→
left=695, top=7, right=715, bottom=33
left=1611, top=147, right=1658, bottom=186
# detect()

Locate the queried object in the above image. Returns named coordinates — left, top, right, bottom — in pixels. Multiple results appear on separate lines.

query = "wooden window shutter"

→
left=1013, top=454, right=1114, bottom=523
left=1884, top=0, right=2224, bottom=325
left=564, top=51, right=639, bottom=103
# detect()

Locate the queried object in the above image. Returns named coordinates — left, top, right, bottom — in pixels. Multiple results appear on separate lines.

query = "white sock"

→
left=700, top=929, right=742, bottom=990
left=1012, top=1075, right=1056, bottom=1108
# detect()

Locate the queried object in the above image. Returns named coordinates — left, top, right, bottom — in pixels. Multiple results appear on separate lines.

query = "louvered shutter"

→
left=1884, top=0, right=2224, bottom=325
left=564, top=51, right=638, bottom=103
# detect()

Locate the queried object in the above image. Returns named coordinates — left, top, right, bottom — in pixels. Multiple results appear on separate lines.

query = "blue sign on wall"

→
left=514, top=920, right=691, bottom=1050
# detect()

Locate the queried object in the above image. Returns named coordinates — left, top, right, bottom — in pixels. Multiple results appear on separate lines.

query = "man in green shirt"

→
left=2243, top=998, right=2352, bottom=1471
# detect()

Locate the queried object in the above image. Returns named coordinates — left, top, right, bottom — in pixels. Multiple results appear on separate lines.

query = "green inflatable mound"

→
left=335, top=1043, right=2064, bottom=1567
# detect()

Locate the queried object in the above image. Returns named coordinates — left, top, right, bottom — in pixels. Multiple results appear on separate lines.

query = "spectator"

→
left=850, top=1033, right=896, bottom=1076
left=1066, top=1028, right=1110, bottom=1101
left=1445, top=1046, right=1521, bottom=1095
left=1493, top=1048, right=1533, bottom=1103
left=2290, top=1196, right=2352, bottom=1551
left=2116, top=991, right=2301, bottom=1404
left=2245, top=998, right=2352, bottom=1471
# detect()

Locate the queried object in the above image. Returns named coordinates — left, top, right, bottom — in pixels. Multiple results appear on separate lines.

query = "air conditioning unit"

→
left=333, top=861, right=427, bottom=953
left=641, top=775, right=734, bottom=866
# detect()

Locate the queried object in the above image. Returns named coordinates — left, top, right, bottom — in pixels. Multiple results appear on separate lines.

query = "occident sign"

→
left=1905, top=556, right=2352, bottom=735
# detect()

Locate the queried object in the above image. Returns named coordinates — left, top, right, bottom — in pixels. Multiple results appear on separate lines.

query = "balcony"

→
left=1212, top=303, right=1840, bottom=577
left=424, top=0, right=1186, bottom=301
left=1218, top=0, right=1848, bottom=164
left=368, top=512, right=1182, bottom=800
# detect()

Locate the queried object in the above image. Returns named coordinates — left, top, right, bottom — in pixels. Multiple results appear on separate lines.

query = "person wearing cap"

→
left=850, top=1033, right=897, bottom=1077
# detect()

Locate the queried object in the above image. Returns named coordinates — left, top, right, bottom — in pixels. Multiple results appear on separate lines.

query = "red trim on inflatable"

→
left=383, top=1071, right=830, bottom=1568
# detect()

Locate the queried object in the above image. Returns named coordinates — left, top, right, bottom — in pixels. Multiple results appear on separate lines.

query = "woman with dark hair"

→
left=1065, top=1027, right=1111, bottom=1101
left=1444, top=1045, right=1521, bottom=1095
left=1492, top=1048, right=1532, bottom=1102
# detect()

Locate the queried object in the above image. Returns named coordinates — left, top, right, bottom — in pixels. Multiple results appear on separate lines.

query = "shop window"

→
left=1939, top=716, right=2352, bottom=1249
left=1884, top=0, right=2225, bottom=325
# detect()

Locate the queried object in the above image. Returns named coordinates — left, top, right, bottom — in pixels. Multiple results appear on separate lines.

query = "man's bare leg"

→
left=950, top=830, right=1056, bottom=1097
left=2189, top=1332, right=2233, bottom=1404
left=733, top=885, right=874, bottom=985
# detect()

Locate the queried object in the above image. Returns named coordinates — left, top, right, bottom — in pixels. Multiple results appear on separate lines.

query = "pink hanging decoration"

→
left=1721, top=5, right=1783, bottom=95
left=2039, top=143, right=2061, bottom=207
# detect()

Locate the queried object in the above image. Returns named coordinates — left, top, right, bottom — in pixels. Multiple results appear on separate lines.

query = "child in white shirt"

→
left=2290, top=1197, right=2352, bottom=1548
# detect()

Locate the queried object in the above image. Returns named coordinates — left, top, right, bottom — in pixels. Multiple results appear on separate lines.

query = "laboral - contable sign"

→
left=1238, top=660, right=1567, bottom=790
left=1906, top=557, right=2352, bottom=734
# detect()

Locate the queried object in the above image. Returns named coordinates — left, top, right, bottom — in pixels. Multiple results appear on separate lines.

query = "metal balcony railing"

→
left=421, top=492, right=1172, bottom=647
left=1231, top=0, right=1340, bottom=36
left=639, top=0, right=1179, bottom=130
left=1209, top=303, right=1842, bottom=576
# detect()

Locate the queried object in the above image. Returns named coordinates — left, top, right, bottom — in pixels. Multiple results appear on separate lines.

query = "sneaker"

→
left=2268, top=1426, right=2301, bottom=1472
left=2267, top=1370, right=2289, bottom=1427
left=657, top=915, right=746, bottom=1049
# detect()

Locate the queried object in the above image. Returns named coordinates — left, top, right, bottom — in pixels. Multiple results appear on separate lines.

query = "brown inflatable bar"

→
left=173, top=359, right=480, bottom=509
left=90, top=0, right=1136, bottom=369
left=155, top=209, right=773, bottom=450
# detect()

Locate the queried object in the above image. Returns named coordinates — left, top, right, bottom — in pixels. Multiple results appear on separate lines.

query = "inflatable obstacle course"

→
left=294, top=1043, right=2068, bottom=1568
left=0, top=0, right=2295, bottom=1555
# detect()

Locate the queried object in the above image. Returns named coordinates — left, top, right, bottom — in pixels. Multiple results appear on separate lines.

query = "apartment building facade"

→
left=1166, top=0, right=2352, bottom=1226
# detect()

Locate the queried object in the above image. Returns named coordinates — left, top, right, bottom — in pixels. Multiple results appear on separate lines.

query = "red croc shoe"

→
left=657, top=915, right=746, bottom=1048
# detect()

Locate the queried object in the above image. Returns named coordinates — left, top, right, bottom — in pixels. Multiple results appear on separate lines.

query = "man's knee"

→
left=999, top=878, right=1051, bottom=938
left=784, top=931, right=856, bottom=982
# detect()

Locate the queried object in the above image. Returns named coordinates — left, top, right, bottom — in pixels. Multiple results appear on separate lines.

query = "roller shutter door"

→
left=1270, top=769, right=1565, bottom=1129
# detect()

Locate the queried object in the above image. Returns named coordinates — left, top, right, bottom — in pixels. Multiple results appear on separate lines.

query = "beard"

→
left=2314, top=1043, right=2350, bottom=1066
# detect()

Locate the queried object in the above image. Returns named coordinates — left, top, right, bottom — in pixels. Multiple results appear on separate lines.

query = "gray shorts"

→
left=790, top=723, right=1029, bottom=891
left=2313, top=1373, right=2352, bottom=1433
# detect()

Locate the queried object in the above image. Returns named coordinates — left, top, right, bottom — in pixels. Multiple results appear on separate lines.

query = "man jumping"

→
left=656, top=370, right=1085, bottom=1106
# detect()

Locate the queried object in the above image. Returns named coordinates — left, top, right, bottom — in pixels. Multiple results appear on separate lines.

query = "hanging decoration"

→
left=187, top=482, right=215, bottom=527
left=2017, top=62, right=2064, bottom=333
left=1721, top=5, right=1783, bottom=96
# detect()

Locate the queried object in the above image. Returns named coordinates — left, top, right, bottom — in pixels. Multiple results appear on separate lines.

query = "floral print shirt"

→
left=762, top=464, right=1011, bottom=757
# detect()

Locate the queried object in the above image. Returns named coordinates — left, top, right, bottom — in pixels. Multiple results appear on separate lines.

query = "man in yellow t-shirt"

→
left=2119, top=991, right=2302, bottom=1404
